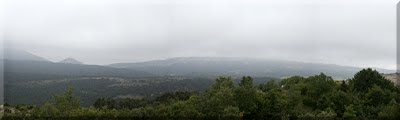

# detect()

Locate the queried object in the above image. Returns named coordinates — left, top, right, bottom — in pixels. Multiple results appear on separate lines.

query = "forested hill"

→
left=1, top=59, right=154, bottom=78
left=109, top=57, right=394, bottom=79
left=0, top=49, right=154, bottom=78
left=3, top=68, right=400, bottom=119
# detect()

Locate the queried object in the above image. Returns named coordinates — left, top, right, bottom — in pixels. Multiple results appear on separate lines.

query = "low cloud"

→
left=3, top=0, right=398, bottom=69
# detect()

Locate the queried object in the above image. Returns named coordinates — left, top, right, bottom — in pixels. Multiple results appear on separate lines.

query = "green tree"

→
left=94, top=98, right=117, bottom=109
left=378, top=99, right=400, bottom=119
left=366, top=85, right=389, bottom=106
left=280, top=76, right=305, bottom=90
left=317, top=90, right=351, bottom=117
left=53, top=87, right=81, bottom=112
left=158, top=101, right=200, bottom=118
left=316, top=108, right=337, bottom=118
left=32, top=102, right=60, bottom=117
left=340, top=80, right=349, bottom=92
left=258, top=89, right=289, bottom=118
left=201, top=77, right=238, bottom=118
left=235, top=76, right=257, bottom=118
left=259, top=80, right=279, bottom=92
left=343, top=104, right=357, bottom=118
left=302, top=73, right=336, bottom=109
left=350, top=68, right=395, bottom=93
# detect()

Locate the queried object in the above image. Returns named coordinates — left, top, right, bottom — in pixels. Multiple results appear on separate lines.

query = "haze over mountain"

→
left=109, top=57, right=395, bottom=80
left=5, top=0, right=396, bottom=70
left=1, top=49, right=154, bottom=78
left=2, top=60, right=154, bottom=78
left=2, top=49, right=397, bottom=105
left=1, top=49, right=49, bottom=62
left=1, top=49, right=394, bottom=80
left=58, top=58, right=83, bottom=64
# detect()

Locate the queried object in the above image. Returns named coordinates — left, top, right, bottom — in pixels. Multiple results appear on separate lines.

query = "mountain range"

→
left=109, top=57, right=394, bottom=79
left=2, top=49, right=397, bottom=105
left=1, top=49, right=395, bottom=79
left=0, top=49, right=49, bottom=62
left=1, top=49, right=154, bottom=78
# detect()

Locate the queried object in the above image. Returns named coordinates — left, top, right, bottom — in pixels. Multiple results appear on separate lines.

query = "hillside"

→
left=1, top=59, right=154, bottom=78
left=1, top=49, right=49, bottom=62
left=109, top=57, right=394, bottom=79
left=2, top=59, right=276, bottom=105
left=5, top=68, right=400, bottom=119
left=58, top=58, right=83, bottom=64
left=2, top=59, right=157, bottom=105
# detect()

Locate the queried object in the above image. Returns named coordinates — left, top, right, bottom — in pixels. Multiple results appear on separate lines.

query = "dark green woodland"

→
left=3, top=68, right=400, bottom=119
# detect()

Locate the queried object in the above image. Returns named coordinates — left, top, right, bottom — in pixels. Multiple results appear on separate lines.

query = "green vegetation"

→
left=3, top=68, right=400, bottom=119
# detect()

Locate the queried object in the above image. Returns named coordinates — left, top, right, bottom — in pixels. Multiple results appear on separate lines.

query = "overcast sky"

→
left=2, top=0, right=399, bottom=70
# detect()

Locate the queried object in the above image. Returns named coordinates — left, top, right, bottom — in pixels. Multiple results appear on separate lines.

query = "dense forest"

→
left=3, top=68, right=400, bottom=119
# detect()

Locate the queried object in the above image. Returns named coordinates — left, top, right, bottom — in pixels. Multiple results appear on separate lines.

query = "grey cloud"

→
left=3, top=0, right=398, bottom=69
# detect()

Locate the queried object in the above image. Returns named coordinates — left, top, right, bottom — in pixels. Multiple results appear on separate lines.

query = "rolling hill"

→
left=2, top=60, right=154, bottom=78
left=1, top=48, right=49, bottom=62
left=109, top=57, right=394, bottom=79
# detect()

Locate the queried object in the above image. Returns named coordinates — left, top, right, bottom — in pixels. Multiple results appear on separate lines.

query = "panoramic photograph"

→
left=0, top=0, right=399, bottom=119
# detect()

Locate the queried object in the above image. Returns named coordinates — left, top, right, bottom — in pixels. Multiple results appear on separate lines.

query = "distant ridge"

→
left=109, top=57, right=395, bottom=79
left=2, top=59, right=155, bottom=78
left=1, top=48, right=49, bottom=62
left=59, top=58, right=83, bottom=64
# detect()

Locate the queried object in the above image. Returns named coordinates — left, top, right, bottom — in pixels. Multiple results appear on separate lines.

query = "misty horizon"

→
left=2, top=1, right=400, bottom=119
left=1, top=48, right=396, bottom=71
left=3, top=0, right=398, bottom=70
